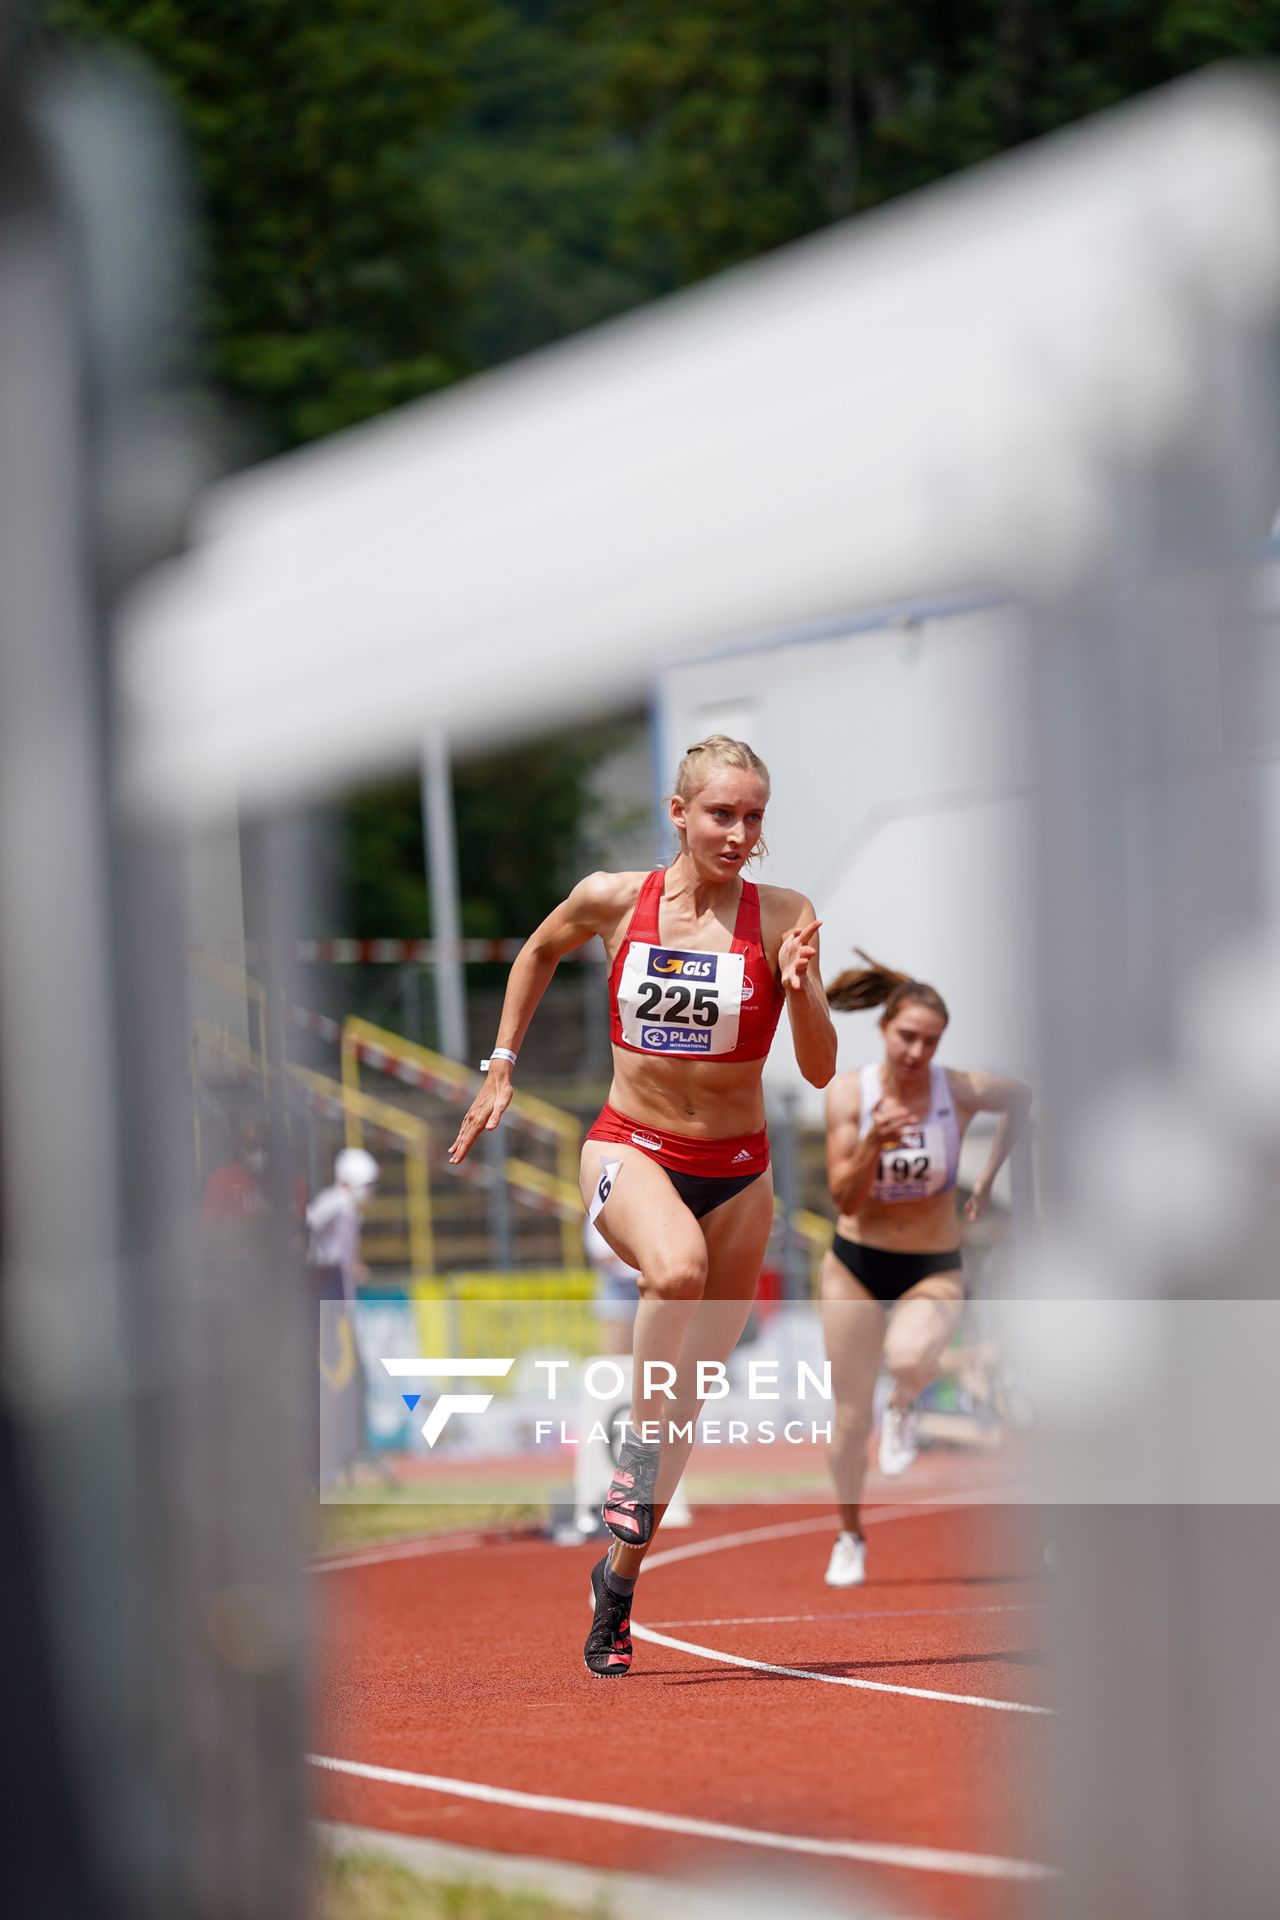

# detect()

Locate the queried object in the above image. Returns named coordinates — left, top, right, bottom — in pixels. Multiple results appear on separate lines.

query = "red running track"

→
left=311, top=1496, right=1056, bottom=1920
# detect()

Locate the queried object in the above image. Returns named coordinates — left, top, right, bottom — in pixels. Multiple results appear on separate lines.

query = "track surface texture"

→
left=312, top=1485, right=1055, bottom=1920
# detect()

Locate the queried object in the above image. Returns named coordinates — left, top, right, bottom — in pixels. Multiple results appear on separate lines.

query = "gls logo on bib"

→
left=648, top=950, right=718, bottom=980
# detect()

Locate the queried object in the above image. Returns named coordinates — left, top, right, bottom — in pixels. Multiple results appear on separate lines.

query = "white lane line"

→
left=629, top=1623, right=1053, bottom=1715
left=309, top=1531, right=492, bottom=1574
left=648, top=1604, right=1042, bottom=1627
left=314, top=1511, right=1049, bottom=1709
left=309, top=1754, right=1053, bottom=1884
left=635, top=1510, right=1052, bottom=1714
left=307, top=1498, right=973, bottom=1576
left=309, top=1513, right=846, bottom=1576
left=637, top=1507, right=928, bottom=1573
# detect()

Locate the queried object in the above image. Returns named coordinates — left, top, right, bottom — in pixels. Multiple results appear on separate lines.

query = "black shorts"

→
left=666, top=1168, right=764, bottom=1220
left=830, top=1233, right=964, bottom=1305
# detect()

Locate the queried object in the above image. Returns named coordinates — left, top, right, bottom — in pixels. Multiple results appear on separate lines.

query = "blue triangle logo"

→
left=401, top=1392, right=421, bottom=1412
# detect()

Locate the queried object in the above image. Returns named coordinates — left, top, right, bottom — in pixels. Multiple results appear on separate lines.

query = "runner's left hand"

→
left=780, top=919, right=821, bottom=991
left=964, top=1179, right=990, bottom=1223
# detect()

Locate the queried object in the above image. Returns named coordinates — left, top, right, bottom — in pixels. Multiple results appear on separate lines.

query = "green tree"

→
left=322, top=725, right=636, bottom=939
left=46, top=0, right=478, bottom=451
left=420, top=1, right=660, bottom=369
left=47, top=0, right=1280, bottom=436
left=574, top=0, right=1280, bottom=286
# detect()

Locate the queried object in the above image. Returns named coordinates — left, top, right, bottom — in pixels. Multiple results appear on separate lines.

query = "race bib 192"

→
left=616, top=944, right=744, bottom=1057
left=873, top=1122, right=949, bottom=1201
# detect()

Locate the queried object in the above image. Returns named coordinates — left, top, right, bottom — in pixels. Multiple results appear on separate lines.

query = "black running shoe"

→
left=602, top=1436, right=660, bottom=1546
left=584, top=1555, right=633, bottom=1677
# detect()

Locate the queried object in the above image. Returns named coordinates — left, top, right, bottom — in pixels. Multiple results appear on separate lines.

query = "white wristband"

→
left=481, top=1047, right=518, bottom=1071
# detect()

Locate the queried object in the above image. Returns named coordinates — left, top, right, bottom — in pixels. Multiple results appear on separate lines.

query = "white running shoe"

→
left=663, top=1482, right=694, bottom=1528
left=824, top=1531, right=866, bottom=1588
left=878, top=1401, right=919, bottom=1477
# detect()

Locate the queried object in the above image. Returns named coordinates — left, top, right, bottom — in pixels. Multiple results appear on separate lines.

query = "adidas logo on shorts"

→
left=730, top=1148, right=753, bottom=1165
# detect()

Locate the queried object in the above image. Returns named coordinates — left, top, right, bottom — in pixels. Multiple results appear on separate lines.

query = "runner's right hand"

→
left=448, top=1066, right=514, bottom=1164
left=870, top=1097, right=919, bottom=1148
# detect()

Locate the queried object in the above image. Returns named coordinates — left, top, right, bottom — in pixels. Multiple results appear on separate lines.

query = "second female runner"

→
left=449, top=735, right=836, bottom=1675
left=819, top=952, right=1033, bottom=1587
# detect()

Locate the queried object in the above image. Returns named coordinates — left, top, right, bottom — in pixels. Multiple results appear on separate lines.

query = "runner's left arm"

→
left=953, top=1071, right=1034, bottom=1221
left=775, top=893, right=837, bottom=1088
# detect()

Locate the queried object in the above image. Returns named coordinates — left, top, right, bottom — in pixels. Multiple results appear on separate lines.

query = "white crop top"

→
left=858, top=1062, right=961, bottom=1204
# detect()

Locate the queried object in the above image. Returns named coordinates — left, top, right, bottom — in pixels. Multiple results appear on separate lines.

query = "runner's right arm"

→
left=825, top=1077, right=918, bottom=1217
left=447, top=872, right=636, bottom=1163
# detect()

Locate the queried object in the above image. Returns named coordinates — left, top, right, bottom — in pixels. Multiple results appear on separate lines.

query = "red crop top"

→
left=608, top=869, right=785, bottom=1063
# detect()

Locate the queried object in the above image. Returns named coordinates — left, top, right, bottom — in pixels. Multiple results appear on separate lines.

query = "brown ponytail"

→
left=826, top=948, right=950, bottom=1026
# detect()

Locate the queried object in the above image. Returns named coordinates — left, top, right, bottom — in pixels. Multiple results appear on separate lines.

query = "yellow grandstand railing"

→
left=789, top=1205, right=833, bottom=1252
left=195, top=996, right=829, bottom=1288
left=505, top=1157, right=584, bottom=1221
left=341, top=1017, right=583, bottom=1265
left=192, top=1019, right=264, bottom=1079
left=187, top=951, right=272, bottom=1079
left=773, top=1203, right=832, bottom=1294
left=190, top=1022, right=269, bottom=1181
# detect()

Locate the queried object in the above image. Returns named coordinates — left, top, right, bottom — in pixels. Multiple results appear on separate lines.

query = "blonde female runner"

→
left=449, top=737, right=836, bottom=1674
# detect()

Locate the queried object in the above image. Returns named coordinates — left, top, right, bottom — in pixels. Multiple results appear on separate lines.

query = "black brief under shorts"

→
left=829, top=1233, right=964, bottom=1304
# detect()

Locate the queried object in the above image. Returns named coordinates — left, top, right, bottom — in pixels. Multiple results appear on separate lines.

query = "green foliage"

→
left=317, top=1848, right=600, bottom=1920
left=46, top=0, right=476, bottom=451
left=572, top=0, right=1280, bottom=286
left=320, top=725, right=634, bottom=940
left=423, top=2, right=660, bottom=367
left=313, top=1499, right=539, bottom=1549
left=45, top=0, right=1280, bottom=442
left=336, top=777, right=430, bottom=939
left=453, top=733, right=626, bottom=937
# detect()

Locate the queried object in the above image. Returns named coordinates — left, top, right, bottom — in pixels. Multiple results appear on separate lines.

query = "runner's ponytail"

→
left=826, top=948, right=949, bottom=1026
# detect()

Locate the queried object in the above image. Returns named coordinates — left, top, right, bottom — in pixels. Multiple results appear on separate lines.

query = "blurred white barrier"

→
left=116, top=70, right=1280, bottom=820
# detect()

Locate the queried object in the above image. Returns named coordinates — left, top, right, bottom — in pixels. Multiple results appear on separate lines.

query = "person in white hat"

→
left=306, top=1146, right=379, bottom=1304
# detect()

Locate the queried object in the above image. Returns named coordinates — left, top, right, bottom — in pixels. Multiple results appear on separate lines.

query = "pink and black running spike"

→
left=602, top=1437, right=660, bottom=1547
left=584, top=1555, right=634, bottom=1678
